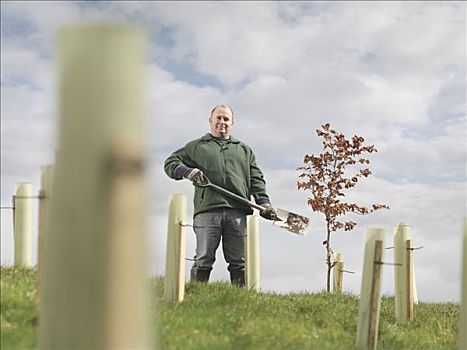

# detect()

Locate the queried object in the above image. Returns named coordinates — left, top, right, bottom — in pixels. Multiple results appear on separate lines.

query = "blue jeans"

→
left=191, top=209, right=247, bottom=273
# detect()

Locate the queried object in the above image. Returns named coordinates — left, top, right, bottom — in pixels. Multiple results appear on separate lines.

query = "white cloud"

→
left=147, top=64, right=224, bottom=149
left=371, top=119, right=466, bottom=183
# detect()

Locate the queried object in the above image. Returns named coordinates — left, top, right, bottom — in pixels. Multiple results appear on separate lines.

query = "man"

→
left=164, top=105, right=276, bottom=286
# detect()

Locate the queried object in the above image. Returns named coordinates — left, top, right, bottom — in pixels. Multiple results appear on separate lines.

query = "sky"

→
left=1, top=1, right=465, bottom=302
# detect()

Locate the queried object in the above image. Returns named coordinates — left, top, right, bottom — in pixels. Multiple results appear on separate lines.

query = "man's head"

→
left=209, top=105, right=234, bottom=139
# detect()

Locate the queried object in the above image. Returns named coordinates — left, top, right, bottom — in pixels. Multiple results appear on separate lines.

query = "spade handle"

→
left=194, top=177, right=265, bottom=211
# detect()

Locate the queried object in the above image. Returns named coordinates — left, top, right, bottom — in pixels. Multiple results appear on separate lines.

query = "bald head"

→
left=209, top=105, right=234, bottom=139
left=210, top=105, right=234, bottom=119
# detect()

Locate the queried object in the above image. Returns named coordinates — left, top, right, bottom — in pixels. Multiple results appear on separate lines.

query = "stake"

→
left=406, top=239, right=414, bottom=320
left=368, top=240, right=383, bottom=350
left=38, top=23, right=149, bottom=350
left=394, top=224, right=418, bottom=321
left=246, top=215, right=260, bottom=291
left=164, top=194, right=187, bottom=303
left=356, top=228, right=386, bottom=350
left=333, top=253, right=344, bottom=293
left=14, top=183, right=33, bottom=267
left=459, top=219, right=466, bottom=350
left=12, top=195, right=16, bottom=235
left=37, top=188, right=46, bottom=271
left=36, top=165, right=54, bottom=308
left=105, top=139, right=147, bottom=348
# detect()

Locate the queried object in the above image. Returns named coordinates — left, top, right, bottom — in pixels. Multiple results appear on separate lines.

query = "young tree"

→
left=297, top=123, right=389, bottom=292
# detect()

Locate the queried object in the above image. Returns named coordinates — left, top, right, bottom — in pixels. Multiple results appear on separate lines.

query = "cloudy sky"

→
left=1, top=1, right=465, bottom=302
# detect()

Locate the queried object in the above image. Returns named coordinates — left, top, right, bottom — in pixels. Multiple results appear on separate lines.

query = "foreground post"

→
left=36, top=165, right=54, bottom=307
left=394, top=224, right=418, bottom=321
left=14, top=182, right=33, bottom=266
left=460, top=220, right=466, bottom=350
left=38, top=23, right=149, bottom=349
left=246, top=215, right=260, bottom=291
left=333, top=253, right=344, bottom=293
left=356, top=228, right=386, bottom=350
left=164, top=194, right=187, bottom=303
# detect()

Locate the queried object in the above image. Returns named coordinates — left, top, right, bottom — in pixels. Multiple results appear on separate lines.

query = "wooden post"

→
left=406, top=239, right=414, bottom=320
left=246, top=215, right=260, bottom=291
left=394, top=224, right=418, bottom=321
left=36, top=165, right=54, bottom=307
left=106, top=139, right=148, bottom=349
left=12, top=195, right=16, bottom=234
left=164, top=194, right=187, bottom=303
left=14, top=182, right=33, bottom=267
left=460, top=219, right=466, bottom=350
left=356, top=228, right=386, bottom=350
left=38, top=23, right=149, bottom=350
left=333, top=253, right=344, bottom=293
left=368, top=240, right=383, bottom=350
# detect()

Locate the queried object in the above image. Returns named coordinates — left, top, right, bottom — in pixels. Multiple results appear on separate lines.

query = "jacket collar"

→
left=202, top=133, right=240, bottom=144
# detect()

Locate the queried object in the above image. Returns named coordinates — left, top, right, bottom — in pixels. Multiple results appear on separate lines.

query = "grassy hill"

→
left=1, top=266, right=460, bottom=349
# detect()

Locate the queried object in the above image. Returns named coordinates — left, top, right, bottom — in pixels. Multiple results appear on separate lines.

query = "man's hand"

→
left=185, top=168, right=205, bottom=184
left=260, top=203, right=277, bottom=221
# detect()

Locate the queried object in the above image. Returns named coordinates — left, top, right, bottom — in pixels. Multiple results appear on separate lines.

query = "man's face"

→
left=209, top=107, right=233, bottom=139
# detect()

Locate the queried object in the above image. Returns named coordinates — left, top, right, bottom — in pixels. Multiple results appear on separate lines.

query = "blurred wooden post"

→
left=106, top=139, right=148, bottom=349
left=38, top=23, right=150, bottom=350
left=246, top=215, right=260, bottom=291
left=164, top=194, right=187, bottom=303
left=459, top=220, right=466, bottom=350
left=394, top=224, right=418, bottom=321
left=356, top=228, right=386, bottom=350
left=36, top=165, right=54, bottom=307
left=333, top=253, right=344, bottom=293
left=14, top=182, right=33, bottom=266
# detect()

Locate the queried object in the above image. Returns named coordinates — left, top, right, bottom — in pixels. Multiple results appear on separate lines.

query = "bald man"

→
left=164, top=105, right=276, bottom=286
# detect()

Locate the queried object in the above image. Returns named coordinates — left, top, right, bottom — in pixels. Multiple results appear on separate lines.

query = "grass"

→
left=1, top=267, right=37, bottom=350
left=1, top=266, right=460, bottom=349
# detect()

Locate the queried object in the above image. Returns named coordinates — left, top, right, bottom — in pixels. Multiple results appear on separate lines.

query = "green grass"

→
left=1, top=266, right=460, bottom=349
left=1, top=267, right=38, bottom=350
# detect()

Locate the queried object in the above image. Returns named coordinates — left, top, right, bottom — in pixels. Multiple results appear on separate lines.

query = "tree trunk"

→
left=326, top=220, right=332, bottom=292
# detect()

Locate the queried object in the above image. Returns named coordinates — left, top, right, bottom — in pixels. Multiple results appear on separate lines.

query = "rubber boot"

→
left=190, top=269, right=210, bottom=283
left=230, top=270, right=245, bottom=287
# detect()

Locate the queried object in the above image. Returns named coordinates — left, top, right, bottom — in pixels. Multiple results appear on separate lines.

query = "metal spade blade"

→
left=272, top=208, right=310, bottom=235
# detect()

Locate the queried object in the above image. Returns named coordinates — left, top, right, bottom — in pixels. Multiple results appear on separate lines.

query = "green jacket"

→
left=164, top=133, right=271, bottom=216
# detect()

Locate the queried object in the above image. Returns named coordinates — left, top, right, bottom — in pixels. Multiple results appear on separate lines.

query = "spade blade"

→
left=272, top=208, right=310, bottom=235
